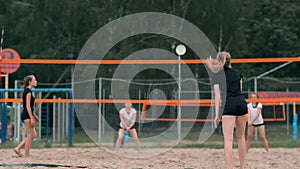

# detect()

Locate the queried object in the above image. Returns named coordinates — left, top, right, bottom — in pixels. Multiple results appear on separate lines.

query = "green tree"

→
left=0, top=0, right=298, bottom=85
left=239, top=0, right=300, bottom=57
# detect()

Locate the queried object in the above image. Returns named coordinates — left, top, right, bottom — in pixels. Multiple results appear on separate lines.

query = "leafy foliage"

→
left=0, top=0, right=298, bottom=85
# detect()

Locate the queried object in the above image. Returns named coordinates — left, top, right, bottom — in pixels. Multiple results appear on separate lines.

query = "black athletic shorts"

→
left=119, top=125, right=136, bottom=130
left=21, top=111, right=30, bottom=122
left=253, top=123, right=264, bottom=127
left=222, top=95, right=248, bottom=116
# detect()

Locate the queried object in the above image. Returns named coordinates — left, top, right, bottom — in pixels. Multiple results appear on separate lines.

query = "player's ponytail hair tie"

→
left=206, top=52, right=231, bottom=73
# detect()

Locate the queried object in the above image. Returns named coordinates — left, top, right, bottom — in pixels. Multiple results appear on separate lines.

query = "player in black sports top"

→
left=14, top=75, right=40, bottom=158
left=207, top=52, right=248, bottom=169
left=21, top=87, right=35, bottom=122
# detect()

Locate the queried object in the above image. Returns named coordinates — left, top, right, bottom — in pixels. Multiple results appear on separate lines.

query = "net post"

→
left=13, top=80, right=19, bottom=142
left=52, top=95, right=56, bottom=143
left=1, top=92, right=7, bottom=143
left=38, top=92, right=42, bottom=141
left=287, top=103, right=290, bottom=134
left=46, top=103, right=50, bottom=141
left=58, top=97, right=61, bottom=142
left=62, top=99, right=65, bottom=140
left=65, top=92, right=69, bottom=138
left=98, top=78, right=102, bottom=144
left=4, top=74, right=8, bottom=99
left=177, top=54, right=182, bottom=142
left=211, top=88, right=214, bottom=130
left=254, top=78, right=258, bottom=141
left=102, top=88, right=105, bottom=142
left=68, top=91, right=73, bottom=146
left=17, top=101, right=21, bottom=142
left=138, top=89, right=141, bottom=135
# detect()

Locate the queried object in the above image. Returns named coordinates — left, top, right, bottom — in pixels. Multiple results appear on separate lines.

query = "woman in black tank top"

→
left=207, top=52, right=248, bottom=169
left=14, top=75, right=40, bottom=158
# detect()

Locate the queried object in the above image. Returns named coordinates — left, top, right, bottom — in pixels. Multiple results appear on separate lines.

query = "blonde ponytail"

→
left=206, top=52, right=231, bottom=73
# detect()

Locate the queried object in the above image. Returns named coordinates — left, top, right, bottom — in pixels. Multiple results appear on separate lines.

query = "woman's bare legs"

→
left=24, top=121, right=37, bottom=157
left=235, top=114, right=248, bottom=169
left=258, top=125, right=269, bottom=152
left=128, top=129, right=140, bottom=152
left=14, top=139, right=26, bottom=156
left=222, top=116, right=236, bottom=169
left=246, top=125, right=254, bottom=152
left=115, top=129, right=125, bottom=152
left=14, top=120, right=37, bottom=157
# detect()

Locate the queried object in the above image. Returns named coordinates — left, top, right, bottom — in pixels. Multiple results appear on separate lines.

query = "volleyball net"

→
left=0, top=57, right=299, bottom=146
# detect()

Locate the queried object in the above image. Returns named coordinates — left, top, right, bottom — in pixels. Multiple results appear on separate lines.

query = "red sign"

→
left=0, top=48, right=21, bottom=74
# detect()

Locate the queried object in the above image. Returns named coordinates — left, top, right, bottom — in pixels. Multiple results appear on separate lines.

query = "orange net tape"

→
left=0, top=98, right=299, bottom=103
left=1, top=57, right=299, bottom=64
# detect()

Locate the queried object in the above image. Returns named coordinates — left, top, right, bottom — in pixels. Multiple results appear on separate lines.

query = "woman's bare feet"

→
left=13, top=148, right=23, bottom=157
